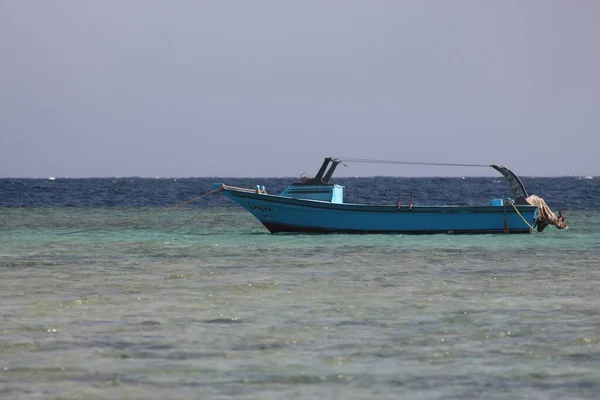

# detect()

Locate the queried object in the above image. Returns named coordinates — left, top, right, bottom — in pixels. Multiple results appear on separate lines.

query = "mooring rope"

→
left=167, top=190, right=224, bottom=233
left=336, top=158, right=492, bottom=168
left=508, top=201, right=538, bottom=233
left=166, top=210, right=204, bottom=233
left=58, top=187, right=222, bottom=235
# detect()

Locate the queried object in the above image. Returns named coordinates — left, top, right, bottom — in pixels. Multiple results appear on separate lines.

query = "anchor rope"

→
left=336, top=158, right=492, bottom=168
left=208, top=191, right=223, bottom=230
left=58, top=187, right=222, bottom=235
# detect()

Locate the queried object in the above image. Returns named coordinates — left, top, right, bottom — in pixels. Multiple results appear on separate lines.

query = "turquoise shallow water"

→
left=1, top=207, right=600, bottom=399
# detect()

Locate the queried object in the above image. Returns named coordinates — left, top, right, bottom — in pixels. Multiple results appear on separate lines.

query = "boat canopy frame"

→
left=294, top=157, right=530, bottom=204
left=293, top=157, right=342, bottom=186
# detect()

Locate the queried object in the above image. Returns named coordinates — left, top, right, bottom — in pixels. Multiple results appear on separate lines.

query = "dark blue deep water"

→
left=1, top=176, right=598, bottom=210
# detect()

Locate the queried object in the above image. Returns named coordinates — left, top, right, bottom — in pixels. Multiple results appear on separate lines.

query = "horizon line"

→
left=0, top=175, right=596, bottom=180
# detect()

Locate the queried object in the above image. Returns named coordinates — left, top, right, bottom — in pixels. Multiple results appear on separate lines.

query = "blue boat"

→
left=214, top=157, right=562, bottom=234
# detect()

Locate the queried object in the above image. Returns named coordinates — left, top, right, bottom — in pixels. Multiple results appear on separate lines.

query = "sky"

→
left=1, top=0, right=599, bottom=178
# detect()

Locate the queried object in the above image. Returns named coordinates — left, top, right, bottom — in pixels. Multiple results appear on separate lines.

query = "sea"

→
left=1, top=176, right=599, bottom=399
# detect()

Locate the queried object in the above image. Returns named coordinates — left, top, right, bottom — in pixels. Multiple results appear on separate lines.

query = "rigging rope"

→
left=336, top=158, right=492, bottom=168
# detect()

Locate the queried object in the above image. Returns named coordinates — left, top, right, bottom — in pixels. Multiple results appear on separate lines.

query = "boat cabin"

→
left=280, top=158, right=344, bottom=203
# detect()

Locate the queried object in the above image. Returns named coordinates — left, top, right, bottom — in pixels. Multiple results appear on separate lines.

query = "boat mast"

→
left=298, top=157, right=342, bottom=185
left=323, top=158, right=341, bottom=183
left=490, top=165, right=529, bottom=204
left=312, top=158, right=331, bottom=183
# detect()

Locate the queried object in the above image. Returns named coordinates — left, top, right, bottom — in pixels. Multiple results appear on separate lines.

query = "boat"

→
left=214, top=157, right=566, bottom=234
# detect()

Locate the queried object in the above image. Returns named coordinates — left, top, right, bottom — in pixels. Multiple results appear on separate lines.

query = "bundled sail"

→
left=526, top=195, right=567, bottom=232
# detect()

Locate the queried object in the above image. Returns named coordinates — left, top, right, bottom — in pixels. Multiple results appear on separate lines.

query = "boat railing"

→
left=220, top=184, right=267, bottom=194
left=397, top=192, right=413, bottom=211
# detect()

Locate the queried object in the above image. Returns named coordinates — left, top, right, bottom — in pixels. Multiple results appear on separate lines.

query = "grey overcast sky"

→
left=1, top=1, right=599, bottom=178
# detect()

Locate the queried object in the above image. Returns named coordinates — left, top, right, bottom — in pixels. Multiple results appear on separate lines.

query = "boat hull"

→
left=219, top=187, right=538, bottom=234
